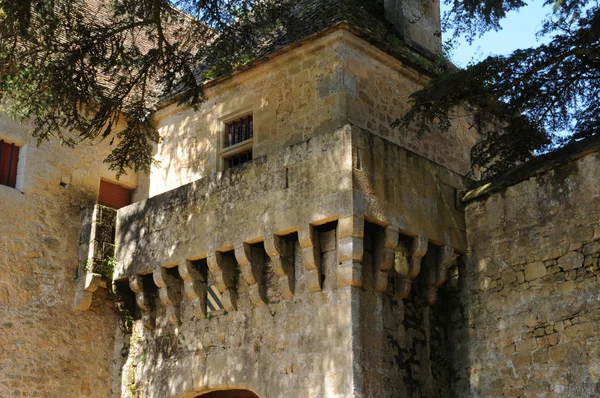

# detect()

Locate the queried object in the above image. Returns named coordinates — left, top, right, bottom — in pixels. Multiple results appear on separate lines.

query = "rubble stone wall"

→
left=454, top=149, right=600, bottom=397
left=0, top=113, right=136, bottom=397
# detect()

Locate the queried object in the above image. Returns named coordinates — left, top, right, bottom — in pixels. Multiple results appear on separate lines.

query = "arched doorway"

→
left=197, top=390, right=259, bottom=398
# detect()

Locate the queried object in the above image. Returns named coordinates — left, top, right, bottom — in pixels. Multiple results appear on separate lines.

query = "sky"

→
left=442, top=0, right=553, bottom=67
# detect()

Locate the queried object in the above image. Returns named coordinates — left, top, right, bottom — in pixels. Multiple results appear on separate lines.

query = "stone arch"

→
left=196, top=390, right=259, bottom=398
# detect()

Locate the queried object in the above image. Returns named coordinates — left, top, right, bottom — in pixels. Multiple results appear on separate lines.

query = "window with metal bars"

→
left=220, top=114, right=254, bottom=171
left=0, top=140, right=20, bottom=188
left=223, top=149, right=253, bottom=170
left=224, top=115, right=253, bottom=148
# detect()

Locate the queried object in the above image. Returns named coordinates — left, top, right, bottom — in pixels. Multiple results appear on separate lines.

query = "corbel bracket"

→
left=153, top=267, right=179, bottom=325
left=73, top=272, right=101, bottom=311
left=178, top=260, right=207, bottom=319
left=235, top=243, right=266, bottom=306
left=397, top=234, right=428, bottom=299
left=337, top=216, right=364, bottom=289
left=129, top=275, right=155, bottom=330
left=264, top=235, right=294, bottom=299
left=375, top=226, right=399, bottom=293
left=427, top=245, right=454, bottom=305
left=298, top=226, right=322, bottom=292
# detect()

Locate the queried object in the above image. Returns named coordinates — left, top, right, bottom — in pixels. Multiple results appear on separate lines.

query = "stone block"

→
left=524, top=262, right=547, bottom=281
left=583, top=241, right=600, bottom=256
left=511, top=352, right=532, bottom=368
left=565, top=323, right=596, bottom=340
left=501, top=269, right=517, bottom=285
left=533, top=348, right=549, bottom=364
left=503, top=344, right=516, bottom=356
left=558, top=252, right=584, bottom=271
left=568, top=226, right=594, bottom=244
left=547, top=333, right=560, bottom=346
left=557, top=281, right=576, bottom=294
left=549, top=342, right=582, bottom=364
left=516, top=338, right=537, bottom=352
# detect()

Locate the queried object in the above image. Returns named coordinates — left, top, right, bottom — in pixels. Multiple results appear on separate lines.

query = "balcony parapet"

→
left=114, top=126, right=469, bottom=327
left=73, top=205, right=117, bottom=311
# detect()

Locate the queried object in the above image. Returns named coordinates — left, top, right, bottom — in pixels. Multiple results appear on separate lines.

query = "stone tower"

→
left=108, top=0, right=474, bottom=396
left=3, top=0, right=599, bottom=397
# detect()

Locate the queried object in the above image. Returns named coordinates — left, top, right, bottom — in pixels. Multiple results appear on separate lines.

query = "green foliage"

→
left=99, top=255, right=117, bottom=281
left=404, top=0, right=600, bottom=177
left=0, top=0, right=296, bottom=176
left=108, top=283, right=135, bottom=334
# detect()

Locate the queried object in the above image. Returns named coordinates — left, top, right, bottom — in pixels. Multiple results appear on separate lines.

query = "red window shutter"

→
left=0, top=141, right=19, bottom=188
left=98, top=180, right=132, bottom=209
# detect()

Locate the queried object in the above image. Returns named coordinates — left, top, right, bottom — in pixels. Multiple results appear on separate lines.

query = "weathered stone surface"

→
left=458, top=148, right=600, bottom=398
left=4, top=4, right=600, bottom=397
left=524, top=262, right=547, bottom=281
left=558, top=252, right=584, bottom=271
left=0, top=112, right=128, bottom=397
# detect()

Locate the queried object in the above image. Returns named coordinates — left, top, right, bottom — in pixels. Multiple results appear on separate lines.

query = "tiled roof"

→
left=246, top=0, right=430, bottom=65
left=162, top=0, right=439, bottom=104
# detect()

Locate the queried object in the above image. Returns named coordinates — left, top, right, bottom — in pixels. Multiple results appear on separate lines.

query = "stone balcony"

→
left=113, top=125, right=469, bottom=326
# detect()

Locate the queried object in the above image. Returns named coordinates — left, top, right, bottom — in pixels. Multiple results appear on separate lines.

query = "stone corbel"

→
left=427, top=245, right=454, bottom=305
left=178, top=260, right=207, bottom=319
left=207, top=251, right=237, bottom=311
left=264, top=235, right=294, bottom=299
left=129, top=275, right=155, bottom=330
left=375, top=226, right=399, bottom=293
left=298, top=226, right=322, bottom=292
left=396, top=234, right=428, bottom=299
left=235, top=243, right=266, bottom=306
left=153, top=267, right=180, bottom=325
left=73, top=272, right=102, bottom=311
left=337, top=215, right=364, bottom=289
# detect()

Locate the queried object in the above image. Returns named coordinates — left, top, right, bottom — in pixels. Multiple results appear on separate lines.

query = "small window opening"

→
left=223, top=149, right=253, bottom=170
left=220, top=113, right=254, bottom=171
left=224, top=115, right=253, bottom=148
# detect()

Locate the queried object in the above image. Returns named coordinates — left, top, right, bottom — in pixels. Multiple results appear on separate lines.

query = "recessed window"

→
left=0, top=140, right=20, bottom=188
left=220, top=114, right=254, bottom=171
left=224, top=115, right=253, bottom=148
left=223, top=149, right=253, bottom=169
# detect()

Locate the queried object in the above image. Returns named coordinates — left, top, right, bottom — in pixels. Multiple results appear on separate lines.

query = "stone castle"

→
left=1, top=0, right=599, bottom=397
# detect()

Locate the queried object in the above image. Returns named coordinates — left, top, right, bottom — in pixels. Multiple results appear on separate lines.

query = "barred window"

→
left=223, top=149, right=253, bottom=170
left=224, top=115, right=253, bottom=148
left=220, top=113, right=254, bottom=171
left=0, top=140, right=20, bottom=188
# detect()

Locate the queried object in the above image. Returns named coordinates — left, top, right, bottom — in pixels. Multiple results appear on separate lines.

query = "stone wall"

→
left=114, top=121, right=472, bottom=396
left=454, top=144, right=600, bottom=397
left=0, top=113, right=137, bottom=397
left=138, top=28, right=477, bottom=200
left=115, top=230, right=355, bottom=398
left=340, top=33, right=477, bottom=177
